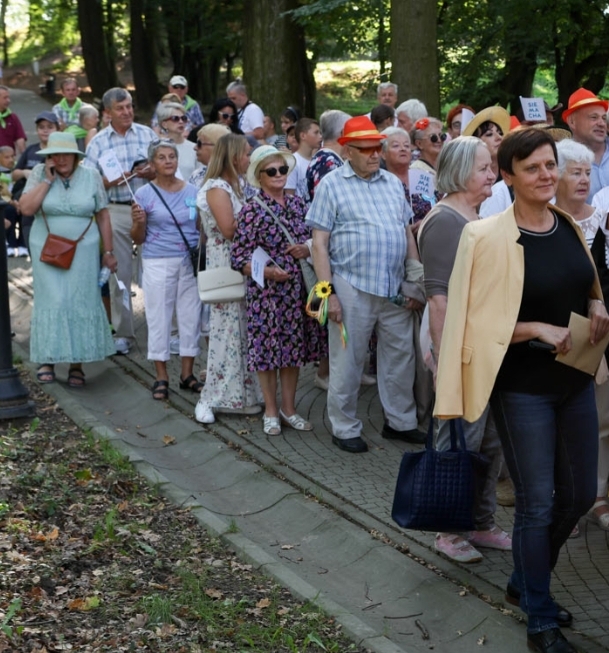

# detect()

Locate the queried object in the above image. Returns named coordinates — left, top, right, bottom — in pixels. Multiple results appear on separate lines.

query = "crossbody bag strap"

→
left=253, top=195, right=295, bottom=246
left=149, top=182, right=193, bottom=252
left=40, top=207, right=93, bottom=241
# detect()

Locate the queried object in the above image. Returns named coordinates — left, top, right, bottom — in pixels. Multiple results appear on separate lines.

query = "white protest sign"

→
left=460, top=108, right=475, bottom=134
left=99, top=150, right=122, bottom=182
left=251, top=247, right=272, bottom=288
left=520, top=97, right=546, bottom=122
left=409, top=168, right=436, bottom=198
left=116, top=278, right=131, bottom=310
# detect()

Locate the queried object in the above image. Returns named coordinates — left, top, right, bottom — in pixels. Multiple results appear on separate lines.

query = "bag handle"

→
left=149, top=182, right=195, bottom=253
left=254, top=195, right=296, bottom=246
left=40, top=207, right=93, bottom=242
left=424, top=417, right=469, bottom=453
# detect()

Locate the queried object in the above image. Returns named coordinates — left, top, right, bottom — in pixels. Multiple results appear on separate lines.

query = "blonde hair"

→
left=203, top=133, right=248, bottom=198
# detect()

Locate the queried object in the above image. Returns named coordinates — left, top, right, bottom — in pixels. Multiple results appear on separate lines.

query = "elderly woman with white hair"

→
left=555, top=138, right=609, bottom=533
left=410, top=117, right=446, bottom=173
left=418, top=136, right=510, bottom=563
left=157, top=102, right=199, bottom=181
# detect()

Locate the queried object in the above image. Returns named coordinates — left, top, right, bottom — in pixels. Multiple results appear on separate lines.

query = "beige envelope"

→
left=556, top=312, right=609, bottom=376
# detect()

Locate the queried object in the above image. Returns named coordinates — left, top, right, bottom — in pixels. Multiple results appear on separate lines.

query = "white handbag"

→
left=197, top=267, right=246, bottom=303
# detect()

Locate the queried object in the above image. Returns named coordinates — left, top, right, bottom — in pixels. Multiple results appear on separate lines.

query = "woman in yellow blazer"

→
left=435, top=128, right=609, bottom=653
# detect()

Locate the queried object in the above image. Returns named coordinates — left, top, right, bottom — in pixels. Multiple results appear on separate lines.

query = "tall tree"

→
left=77, top=0, right=118, bottom=96
left=130, top=0, right=160, bottom=111
left=242, top=0, right=313, bottom=120
left=391, top=0, right=439, bottom=115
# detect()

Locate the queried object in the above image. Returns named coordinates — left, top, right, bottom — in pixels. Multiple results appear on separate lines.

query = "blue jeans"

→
left=491, top=381, right=598, bottom=634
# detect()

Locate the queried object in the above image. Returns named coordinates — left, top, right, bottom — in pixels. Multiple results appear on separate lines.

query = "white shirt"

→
left=285, top=151, right=310, bottom=201
left=238, top=102, right=264, bottom=134
left=175, top=139, right=199, bottom=181
left=479, top=180, right=513, bottom=218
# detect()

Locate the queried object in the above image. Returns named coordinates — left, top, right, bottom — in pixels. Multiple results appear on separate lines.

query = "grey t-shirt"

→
left=418, top=204, right=469, bottom=297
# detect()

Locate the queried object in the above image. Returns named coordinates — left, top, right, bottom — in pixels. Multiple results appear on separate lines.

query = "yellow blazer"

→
left=434, top=204, right=603, bottom=422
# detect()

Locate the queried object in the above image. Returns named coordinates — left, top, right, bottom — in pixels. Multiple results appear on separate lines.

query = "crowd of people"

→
left=6, top=73, right=609, bottom=653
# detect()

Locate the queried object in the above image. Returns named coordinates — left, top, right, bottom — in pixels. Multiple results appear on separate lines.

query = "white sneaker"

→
left=360, top=373, right=377, bottom=386
left=169, top=336, right=180, bottom=355
left=314, top=373, right=329, bottom=391
left=16, top=247, right=29, bottom=257
left=195, top=399, right=215, bottom=424
left=114, top=337, right=130, bottom=355
left=6, top=246, right=15, bottom=257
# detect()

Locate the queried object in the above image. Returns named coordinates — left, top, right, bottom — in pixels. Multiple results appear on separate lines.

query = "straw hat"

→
left=461, top=106, right=511, bottom=138
left=37, top=132, right=84, bottom=157
left=246, top=145, right=295, bottom=188
left=337, top=116, right=386, bottom=146
left=562, top=88, right=609, bottom=122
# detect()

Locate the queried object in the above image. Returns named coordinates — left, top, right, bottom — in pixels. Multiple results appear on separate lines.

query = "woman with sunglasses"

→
left=157, top=102, right=199, bottom=180
left=209, top=98, right=243, bottom=135
left=188, top=123, right=231, bottom=189
left=231, top=145, right=327, bottom=436
left=410, top=117, right=446, bottom=173
left=462, top=106, right=510, bottom=181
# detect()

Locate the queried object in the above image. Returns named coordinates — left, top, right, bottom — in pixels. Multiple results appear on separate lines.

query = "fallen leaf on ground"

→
left=163, top=435, right=176, bottom=446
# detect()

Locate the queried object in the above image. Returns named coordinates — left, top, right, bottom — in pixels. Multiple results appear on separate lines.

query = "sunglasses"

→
left=348, top=144, right=383, bottom=155
left=260, top=165, right=289, bottom=177
left=427, top=133, right=447, bottom=143
left=196, top=140, right=214, bottom=148
left=219, top=112, right=235, bottom=120
left=171, top=84, right=186, bottom=90
left=167, top=115, right=188, bottom=123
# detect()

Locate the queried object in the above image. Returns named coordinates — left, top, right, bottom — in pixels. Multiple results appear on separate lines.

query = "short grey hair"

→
left=102, top=87, right=132, bottom=109
left=78, top=103, right=98, bottom=122
left=411, top=117, right=443, bottom=144
left=436, top=136, right=488, bottom=194
left=556, top=139, right=594, bottom=176
left=147, top=138, right=179, bottom=162
left=377, top=82, right=398, bottom=96
left=396, top=98, right=427, bottom=121
left=319, top=110, right=351, bottom=141
left=226, top=81, right=247, bottom=96
left=380, top=126, right=410, bottom=153
left=157, top=102, right=186, bottom=124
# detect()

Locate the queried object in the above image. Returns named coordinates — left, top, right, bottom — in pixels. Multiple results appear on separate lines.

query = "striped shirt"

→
left=84, top=122, right=156, bottom=202
left=305, top=162, right=412, bottom=297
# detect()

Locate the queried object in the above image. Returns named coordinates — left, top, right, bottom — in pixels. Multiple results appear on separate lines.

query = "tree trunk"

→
left=0, top=0, right=7, bottom=66
left=391, top=0, right=439, bottom=116
left=130, top=0, right=160, bottom=111
left=243, top=0, right=311, bottom=121
left=77, top=0, right=118, bottom=96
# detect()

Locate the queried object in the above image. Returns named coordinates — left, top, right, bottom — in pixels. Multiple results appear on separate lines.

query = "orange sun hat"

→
left=337, top=116, right=386, bottom=146
left=562, top=88, right=609, bottom=122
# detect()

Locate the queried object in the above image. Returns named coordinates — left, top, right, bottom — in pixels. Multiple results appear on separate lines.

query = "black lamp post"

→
left=0, top=204, right=35, bottom=419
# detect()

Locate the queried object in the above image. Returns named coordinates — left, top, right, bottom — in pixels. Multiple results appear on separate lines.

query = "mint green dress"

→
left=25, top=163, right=115, bottom=363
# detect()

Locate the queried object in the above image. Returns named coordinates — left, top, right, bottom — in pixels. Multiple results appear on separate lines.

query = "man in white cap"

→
left=151, top=75, right=204, bottom=135
left=226, top=81, right=265, bottom=142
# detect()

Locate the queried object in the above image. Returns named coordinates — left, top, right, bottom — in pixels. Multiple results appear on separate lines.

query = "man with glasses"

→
left=563, top=87, right=609, bottom=201
left=306, top=116, right=425, bottom=453
left=85, top=88, right=156, bottom=355
left=151, top=75, right=204, bottom=137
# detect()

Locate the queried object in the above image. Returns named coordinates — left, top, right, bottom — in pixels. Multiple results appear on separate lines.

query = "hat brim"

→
left=337, top=132, right=386, bottom=146
left=461, top=106, right=511, bottom=138
left=562, top=98, right=609, bottom=123
left=38, top=147, right=85, bottom=158
left=246, top=149, right=296, bottom=188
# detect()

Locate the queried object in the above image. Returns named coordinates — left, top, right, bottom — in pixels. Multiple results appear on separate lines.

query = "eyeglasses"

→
left=348, top=144, right=383, bottom=155
left=219, top=112, right=235, bottom=120
left=171, top=84, right=186, bottom=90
left=167, top=115, right=188, bottom=123
left=196, top=140, right=214, bottom=148
left=260, top=165, right=289, bottom=177
left=451, top=121, right=461, bottom=130
left=426, top=133, right=447, bottom=143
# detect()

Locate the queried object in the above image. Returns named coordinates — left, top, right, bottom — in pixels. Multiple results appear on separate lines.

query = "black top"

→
left=495, top=212, right=595, bottom=393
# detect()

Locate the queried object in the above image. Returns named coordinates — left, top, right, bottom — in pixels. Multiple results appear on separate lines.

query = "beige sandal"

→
left=263, top=414, right=281, bottom=436
left=586, top=500, right=609, bottom=531
left=279, top=409, right=313, bottom=431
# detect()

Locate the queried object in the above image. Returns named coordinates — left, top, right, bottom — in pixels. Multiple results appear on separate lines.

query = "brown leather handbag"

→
left=39, top=209, right=93, bottom=269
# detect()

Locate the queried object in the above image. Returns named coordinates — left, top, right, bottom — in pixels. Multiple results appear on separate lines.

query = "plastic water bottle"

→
left=98, top=266, right=111, bottom=287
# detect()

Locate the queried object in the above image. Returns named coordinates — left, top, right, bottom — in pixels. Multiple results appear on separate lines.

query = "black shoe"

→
left=506, top=583, right=573, bottom=628
left=381, top=424, right=426, bottom=444
left=332, top=436, right=368, bottom=453
left=527, top=628, right=576, bottom=653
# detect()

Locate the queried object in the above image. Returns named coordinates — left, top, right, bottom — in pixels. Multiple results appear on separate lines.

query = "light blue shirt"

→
left=84, top=122, right=156, bottom=202
left=589, top=138, right=609, bottom=203
left=305, top=161, right=412, bottom=297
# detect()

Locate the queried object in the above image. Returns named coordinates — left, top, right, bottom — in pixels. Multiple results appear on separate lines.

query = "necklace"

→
left=58, top=175, right=71, bottom=189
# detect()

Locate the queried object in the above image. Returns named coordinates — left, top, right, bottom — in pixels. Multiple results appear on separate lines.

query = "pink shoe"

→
left=468, top=526, right=512, bottom=551
left=434, top=533, right=482, bottom=563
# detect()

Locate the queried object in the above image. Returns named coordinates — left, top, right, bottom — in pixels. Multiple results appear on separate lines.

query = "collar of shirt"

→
left=340, top=160, right=385, bottom=183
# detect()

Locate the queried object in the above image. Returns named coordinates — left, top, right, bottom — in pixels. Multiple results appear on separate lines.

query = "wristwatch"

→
left=103, top=250, right=114, bottom=256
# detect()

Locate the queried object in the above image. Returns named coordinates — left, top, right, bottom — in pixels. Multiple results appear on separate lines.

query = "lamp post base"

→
left=0, top=367, right=36, bottom=420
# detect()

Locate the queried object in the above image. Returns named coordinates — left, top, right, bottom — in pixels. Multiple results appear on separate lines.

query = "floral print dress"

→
left=231, top=191, right=327, bottom=372
left=196, top=177, right=262, bottom=409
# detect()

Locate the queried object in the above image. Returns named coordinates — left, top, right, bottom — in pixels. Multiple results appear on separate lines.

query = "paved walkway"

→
left=5, top=88, right=609, bottom=653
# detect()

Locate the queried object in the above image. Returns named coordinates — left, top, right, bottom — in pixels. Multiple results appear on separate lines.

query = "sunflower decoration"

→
left=306, top=281, right=348, bottom=348
left=315, top=281, right=332, bottom=299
